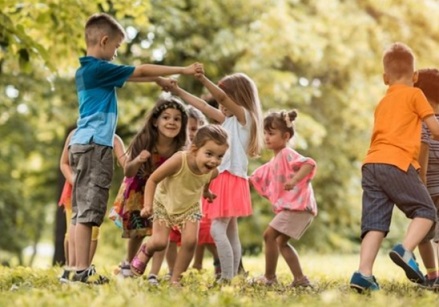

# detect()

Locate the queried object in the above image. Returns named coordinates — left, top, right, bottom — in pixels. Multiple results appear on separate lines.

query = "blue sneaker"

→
left=350, top=271, right=380, bottom=293
left=389, top=244, right=425, bottom=284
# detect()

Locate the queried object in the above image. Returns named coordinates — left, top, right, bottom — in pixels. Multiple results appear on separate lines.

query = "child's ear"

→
left=190, top=143, right=198, bottom=153
left=100, top=35, right=109, bottom=47
left=283, top=132, right=291, bottom=141
left=382, top=73, right=389, bottom=85
left=413, top=71, right=419, bottom=83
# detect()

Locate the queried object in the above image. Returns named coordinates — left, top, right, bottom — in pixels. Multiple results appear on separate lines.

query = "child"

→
left=111, top=97, right=188, bottom=285
left=170, top=72, right=263, bottom=281
left=130, top=125, right=230, bottom=286
left=59, top=129, right=126, bottom=283
left=249, top=110, right=317, bottom=287
left=415, top=68, right=439, bottom=289
left=349, top=43, right=439, bottom=293
left=69, top=12, right=202, bottom=284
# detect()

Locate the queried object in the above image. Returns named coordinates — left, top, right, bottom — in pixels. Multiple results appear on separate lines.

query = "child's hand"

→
left=137, top=150, right=151, bottom=163
left=183, top=62, right=203, bottom=75
left=157, top=77, right=176, bottom=92
left=284, top=181, right=296, bottom=191
left=203, top=189, right=217, bottom=203
left=141, top=204, right=153, bottom=217
left=168, top=80, right=180, bottom=95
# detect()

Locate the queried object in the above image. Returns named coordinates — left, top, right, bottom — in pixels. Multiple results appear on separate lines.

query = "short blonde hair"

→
left=85, top=13, right=126, bottom=47
left=382, top=42, right=415, bottom=79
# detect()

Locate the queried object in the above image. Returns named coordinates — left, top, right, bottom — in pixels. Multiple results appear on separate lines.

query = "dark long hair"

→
left=126, top=97, right=188, bottom=176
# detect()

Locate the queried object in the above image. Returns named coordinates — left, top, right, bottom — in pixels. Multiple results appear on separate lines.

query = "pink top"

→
left=250, top=147, right=317, bottom=215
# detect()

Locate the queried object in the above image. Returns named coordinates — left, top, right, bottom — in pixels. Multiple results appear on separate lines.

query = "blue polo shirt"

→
left=70, top=56, right=135, bottom=147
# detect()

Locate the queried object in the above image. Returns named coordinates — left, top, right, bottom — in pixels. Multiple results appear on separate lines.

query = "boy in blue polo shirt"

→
left=68, top=13, right=202, bottom=284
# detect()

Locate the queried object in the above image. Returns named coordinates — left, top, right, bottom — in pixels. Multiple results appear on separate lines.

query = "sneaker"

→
left=118, top=261, right=133, bottom=278
left=291, top=275, right=312, bottom=288
left=59, top=268, right=73, bottom=283
left=389, top=244, right=425, bottom=284
left=419, top=275, right=437, bottom=289
left=163, top=272, right=172, bottom=281
left=147, top=274, right=159, bottom=286
left=72, top=266, right=109, bottom=285
left=213, top=259, right=221, bottom=280
left=249, top=275, right=278, bottom=286
left=349, top=271, right=380, bottom=293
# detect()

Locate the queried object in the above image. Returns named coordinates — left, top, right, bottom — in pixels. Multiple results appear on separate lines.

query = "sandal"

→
left=130, top=244, right=151, bottom=276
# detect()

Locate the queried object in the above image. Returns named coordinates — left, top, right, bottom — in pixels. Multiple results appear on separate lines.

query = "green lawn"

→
left=1, top=252, right=438, bottom=306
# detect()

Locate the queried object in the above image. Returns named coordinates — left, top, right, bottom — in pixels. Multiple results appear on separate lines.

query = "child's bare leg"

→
left=358, top=230, right=385, bottom=276
left=277, top=233, right=304, bottom=280
left=127, top=236, right=143, bottom=262
left=67, top=224, right=75, bottom=267
left=131, top=221, right=169, bottom=275
left=75, top=223, right=92, bottom=270
left=171, top=221, right=198, bottom=283
left=419, top=241, right=436, bottom=274
left=263, top=226, right=280, bottom=279
left=89, top=239, right=98, bottom=265
left=192, top=245, right=205, bottom=270
left=166, top=242, right=178, bottom=274
left=403, top=217, right=434, bottom=251
left=149, top=249, right=167, bottom=276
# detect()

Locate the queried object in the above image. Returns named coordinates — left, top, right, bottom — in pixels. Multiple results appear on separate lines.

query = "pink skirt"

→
left=203, top=171, right=252, bottom=219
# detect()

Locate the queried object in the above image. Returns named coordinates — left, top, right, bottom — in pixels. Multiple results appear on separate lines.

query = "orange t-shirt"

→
left=364, top=84, right=434, bottom=171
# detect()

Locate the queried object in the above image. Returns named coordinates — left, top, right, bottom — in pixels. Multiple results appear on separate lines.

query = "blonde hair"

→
left=192, top=125, right=229, bottom=149
left=382, top=42, right=415, bottom=80
left=85, top=13, right=126, bottom=47
left=218, top=73, right=263, bottom=157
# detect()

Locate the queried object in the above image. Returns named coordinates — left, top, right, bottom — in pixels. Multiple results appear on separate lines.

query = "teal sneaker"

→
left=389, top=244, right=425, bottom=284
left=349, top=272, right=380, bottom=293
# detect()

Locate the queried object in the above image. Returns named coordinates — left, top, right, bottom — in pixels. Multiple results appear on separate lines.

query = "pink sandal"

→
left=130, top=244, right=151, bottom=276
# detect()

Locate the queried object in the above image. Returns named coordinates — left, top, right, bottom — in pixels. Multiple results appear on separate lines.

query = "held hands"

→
left=136, top=150, right=151, bottom=164
left=183, top=62, right=204, bottom=76
left=156, top=77, right=177, bottom=92
left=203, top=189, right=217, bottom=203
left=141, top=204, right=153, bottom=218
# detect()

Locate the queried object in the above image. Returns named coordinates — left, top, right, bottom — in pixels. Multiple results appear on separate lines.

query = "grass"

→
left=1, top=252, right=438, bottom=306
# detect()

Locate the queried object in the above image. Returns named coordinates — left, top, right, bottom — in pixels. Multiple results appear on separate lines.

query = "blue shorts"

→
left=361, top=163, right=436, bottom=239
left=69, top=143, right=113, bottom=227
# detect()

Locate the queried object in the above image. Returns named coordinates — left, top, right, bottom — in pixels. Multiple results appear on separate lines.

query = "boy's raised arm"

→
left=128, top=63, right=203, bottom=80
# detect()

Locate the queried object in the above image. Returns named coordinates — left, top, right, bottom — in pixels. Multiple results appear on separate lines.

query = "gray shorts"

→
left=69, top=143, right=113, bottom=227
left=361, top=163, right=436, bottom=239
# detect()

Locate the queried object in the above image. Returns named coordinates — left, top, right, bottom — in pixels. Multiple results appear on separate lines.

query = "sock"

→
left=358, top=271, right=374, bottom=281
left=426, top=268, right=438, bottom=280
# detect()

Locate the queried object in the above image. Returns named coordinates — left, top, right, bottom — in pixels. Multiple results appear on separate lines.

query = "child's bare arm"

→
left=419, top=142, right=429, bottom=185
left=113, top=134, right=127, bottom=168
left=197, top=74, right=246, bottom=124
left=284, top=163, right=314, bottom=190
left=141, top=152, right=182, bottom=217
left=424, top=115, right=439, bottom=140
left=170, top=83, right=225, bottom=123
left=60, top=131, right=74, bottom=185
left=128, top=63, right=203, bottom=80
left=124, top=150, right=151, bottom=177
left=202, top=169, right=219, bottom=203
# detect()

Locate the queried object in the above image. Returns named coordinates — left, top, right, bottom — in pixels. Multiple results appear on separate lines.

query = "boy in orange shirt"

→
left=349, top=42, right=439, bottom=293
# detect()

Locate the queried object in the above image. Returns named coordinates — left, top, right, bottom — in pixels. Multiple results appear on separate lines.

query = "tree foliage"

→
left=2, top=0, right=439, bottom=263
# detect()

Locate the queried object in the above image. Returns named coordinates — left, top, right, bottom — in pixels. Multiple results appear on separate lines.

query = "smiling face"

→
left=264, top=128, right=290, bottom=154
left=155, top=108, right=183, bottom=140
left=192, top=140, right=228, bottom=174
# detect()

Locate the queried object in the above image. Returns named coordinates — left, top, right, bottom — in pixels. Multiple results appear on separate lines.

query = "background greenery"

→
left=2, top=0, right=439, bottom=266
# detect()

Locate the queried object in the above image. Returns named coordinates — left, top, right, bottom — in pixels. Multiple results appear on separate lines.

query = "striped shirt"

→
left=422, top=114, right=439, bottom=197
